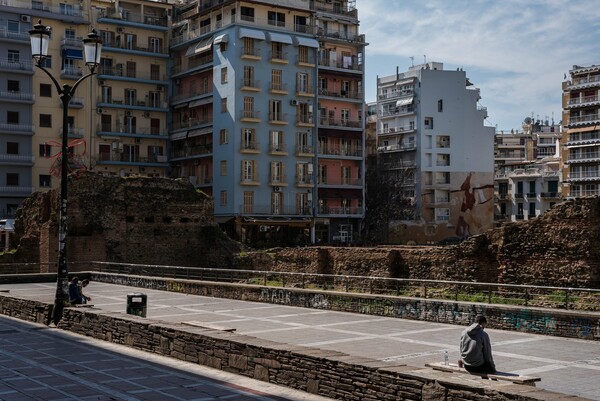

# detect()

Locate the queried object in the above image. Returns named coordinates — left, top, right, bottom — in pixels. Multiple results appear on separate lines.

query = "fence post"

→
left=301, top=274, right=305, bottom=289
left=524, top=287, right=529, bottom=306
left=564, top=289, right=570, bottom=309
left=455, top=284, right=459, bottom=302
left=281, top=272, right=286, bottom=288
left=369, top=278, right=373, bottom=294
left=263, top=271, right=267, bottom=286
left=488, top=287, right=492, bottom=304
left=345, top=276, right=349, bottom=293
left=423, top=283, right=427, bottom=299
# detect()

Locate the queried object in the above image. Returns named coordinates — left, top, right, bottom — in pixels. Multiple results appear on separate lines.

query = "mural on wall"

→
left=451, top=173, right=494, bottom=238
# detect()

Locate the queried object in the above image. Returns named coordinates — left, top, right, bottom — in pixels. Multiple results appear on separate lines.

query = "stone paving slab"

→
left=1, top=281, right=599, bottom=400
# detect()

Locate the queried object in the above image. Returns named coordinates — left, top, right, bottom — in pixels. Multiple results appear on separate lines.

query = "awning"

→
left=170, top=131, right=188, bottom=141
left=293, top=36, right=319, bottom=48
left=173, top=102, right=189, bottom=109
left=188, top=127, right=212, bottom=138
left=267, top=32, right=293, bottom=44
left=213, top=34, right=229, bottom=44
left=239, top=28, right=265, bottom=40
left=396, top=97, right=414, bottom=107
left=64, top=49, right=83, bottom=60
left=185, top=36, right=213, bottom=57
left=189, top=97, right=212, bottom=108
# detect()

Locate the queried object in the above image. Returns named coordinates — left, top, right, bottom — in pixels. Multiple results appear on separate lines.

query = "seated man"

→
left=459, top=315, right=496, bottom=373
left=69, top=277, right=83, bottom=305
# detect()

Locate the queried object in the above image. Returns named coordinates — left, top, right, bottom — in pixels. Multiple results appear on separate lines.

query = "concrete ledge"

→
left=0, top=293, right=593, bottom=401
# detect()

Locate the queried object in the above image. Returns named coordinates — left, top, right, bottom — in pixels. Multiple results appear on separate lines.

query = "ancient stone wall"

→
left=10, top=173, right=241, bottom=267
left=0, top=293, right=588, bottom=401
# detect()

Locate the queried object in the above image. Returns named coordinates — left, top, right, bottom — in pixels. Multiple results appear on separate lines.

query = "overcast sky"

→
left=356, top=0, right=600, bottom=131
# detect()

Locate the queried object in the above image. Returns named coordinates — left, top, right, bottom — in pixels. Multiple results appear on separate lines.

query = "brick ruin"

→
left=4, top=173, right=600, bottom=287
left=8, top=172, right=241, bottom=268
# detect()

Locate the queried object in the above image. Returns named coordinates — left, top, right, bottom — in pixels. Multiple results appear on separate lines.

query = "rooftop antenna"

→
left=423, top=54, right=427, bottom=64
left=409, top=56, right=414, bottom=67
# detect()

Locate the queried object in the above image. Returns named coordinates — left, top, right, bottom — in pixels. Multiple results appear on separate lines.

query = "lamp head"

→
left=83, top=28, right=103, bottom=73
left=29, top=20, right=51, bottom=65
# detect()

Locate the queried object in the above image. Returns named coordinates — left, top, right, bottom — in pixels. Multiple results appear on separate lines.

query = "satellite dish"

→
left=524, top=117, right=532, bottom=124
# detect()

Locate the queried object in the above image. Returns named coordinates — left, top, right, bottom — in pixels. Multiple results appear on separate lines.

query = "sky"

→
left=355, top=0, right=600, bottom=131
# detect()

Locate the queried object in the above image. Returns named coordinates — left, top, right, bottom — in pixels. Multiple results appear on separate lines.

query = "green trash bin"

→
left=126, top=293, right=147, bottom=317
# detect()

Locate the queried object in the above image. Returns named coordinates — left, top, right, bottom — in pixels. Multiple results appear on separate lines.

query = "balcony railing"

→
left=238, top=205, right=311, bottom=216
left=295, top=174, right=314, bottom=185
left=541, top=192, right=562, bottom=198
left=97, top=153, right=168, bottom=164
left=570, top=189, right=600, bottom=197
left=313, top=1, right=358, bottom=18
left=269, top=113, right=288, bottom=123
left=60, top=127, right=84, bottom=138
left=61, top=67, right=83, bottom=79
left=269, top=143, right=287, bottom=153
left=98, top=66, right=166, bottom=81
left=378, top=124, right=416, bottom=135
left=0, top=91, right=34, bottom=102
left=318, top=88, right=363, bottom=100
left=377, top=89, right=414, bottom=100
left=0, top=58, right=33, bottom=72
left=318, top=178, right=362, bottom=186
left=102, top=41, right=168, bottom=55
left=296, top=84, right=315, bottom=95
left=100, top=7, right=168, bottom=27
left=316, top=29, right=365, bottom=43
left=270, top=50, right=288, bottom=61
left=0, top=186, right=34, bottom=195
left=0, top=122, right=34, bottom=133
left=319, top=118, right=361, bottom=129
left=296, top=145, right=314, bottom=155
left=241, top=79, right=261, bottom=91
left=567, top=95, right=600, bottom=106
left=270, top=82, right=289, bottom=93
left=171, top=116, right=213, bottom=130
left=171, top=87, right=212, bottom=103
left=318, top=57, right=363, bottom=72
left=318, top=206, right=363, bottom=216
left=171, top=144, right=212, bottom=158
left=0, top=29, right=29, bottom=42
left=60, top=36, right=84, bottom=48
left=568, top=152, right=600, bottom=161
left=567, top=114, right=600, bottom=126
left=569, top=75, right=600, bottom=87
left=296, top=115, right=314, bottom=126
left=241, top=141, right=260, bottom=152
left=269, top=174, right=287, bottom=185
left=0, top=154, right=34, bottom=164
left=241, top=47, right=261, bottom=59
left=240, top=110, right=260, bottom=120
left=568, top=171, right=600, bottom=180
left=319, top=147, right=363, bottom=157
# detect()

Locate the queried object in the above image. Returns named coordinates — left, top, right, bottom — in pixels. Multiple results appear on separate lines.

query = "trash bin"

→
left=126, top=293, right=147, bottom=317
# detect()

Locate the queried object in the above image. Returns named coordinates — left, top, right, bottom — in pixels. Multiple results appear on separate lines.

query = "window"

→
left=436, top=135, right=450, bottom=148
left=341, top=109, right=350, bottom=125
left=6, top=173, right=19, bottom=186
left=40, top=84, right=52, bottom=97
left=60, top=3, right=74, bottom=15
left=438, top=99, right=443, bottom=112
left=271, top=42, right=284, bottom=60
left=435, top=208, right=450, bottom=221
left=65, top=28, right=76, bottom=39
left=243, top=96, right=254, bottom=118
left=240, top=6, right=254, bottom=22
left=39, top=143, right=52, bottom=157
left=125, top=89, right=136, bottom=105
left=318, top=164, right=327, bottom=184
left=221, top=67, right=228, bottom=84
left=298, top=46, right=309, bottom=64
left=272, top=69, right=282, bottom=91
left=297, top=73, right=309, bottom=93
left=271, top=191, right=283, bottom=214
left=7, top=20, right=19, bottom=33
left=7, top=49, right=19, bottom=62
left=149, top=37, right=162, bottom=53
left=529, top=202, right=536, bottom=218
left=242, top=160, right=257, bottom=183
left=243, top=37, right=256, bottom=56
left=150, top=64, right=160, bottom=81
left=297, top=131, right=310, bottom=154
left=126, top=61, right=136, bottom=78
left=221, top=97, right=227, bottom=113
left=424, top=117, right=433, bottom=129
left=242, top=128, right=256, bottom=150
left=341, top=166, right=351, bottom=184
left=40, top=114, right=52, bottom=127
left=7, top=80, right=19, bottom=92
left=219, top=128, right=228, bottom=144
left=268, top=11, right=285, bottom=27
left=220, top=190, right=227, bottom=206
left=270, top=161, right=284, bottom=184
left=295, top=16, right=308, bottom=33
left=7, top=111, right=19, bottom=124
left=243, top=191, right=254, bottom=213
left=39, top=175, right=52, bottom=188
left=269, top=99, right=282, bottom=121
left=125, top=34, right=137, bottom=50
left=40, top=55, right=52, bottom=68
left=6, top=142, right=18, bottom=155
left=270, top=130, right=284, bottom=152
left=220, top=160, right=227, bottom=176
left=243, top=65, right=254, bottom=87
left=32, top=1, right=43, bottom=9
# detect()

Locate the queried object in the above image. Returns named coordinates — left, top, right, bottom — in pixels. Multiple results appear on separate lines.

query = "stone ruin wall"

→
left=4, top=173, right=600, bottom=287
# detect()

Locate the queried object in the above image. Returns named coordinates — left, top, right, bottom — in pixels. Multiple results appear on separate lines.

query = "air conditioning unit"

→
left=117, top=27, right=124, bottom=33
left=290, top=99, right=299, bottom=106
left=21, top=15, right=31, bottom=23
left=143, top=112, right=150, bottom=118
left=125, top=111, right=131, bottom=116
left=112, top=142, right=118, bottom=150
left=96, top=108, right=104, bottom=114
left=274, top=186, right=281, bottom=192
left=259, top=225, right=268, bottom=232
left=157, top=86, right=163, bottom=91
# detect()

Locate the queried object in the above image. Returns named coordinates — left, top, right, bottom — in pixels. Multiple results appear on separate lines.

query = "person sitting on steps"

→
left=458, top=315, right=496, bottom=374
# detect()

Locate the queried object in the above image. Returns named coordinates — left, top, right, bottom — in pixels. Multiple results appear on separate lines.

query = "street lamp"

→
left=29, top=20, right=102, bottom=325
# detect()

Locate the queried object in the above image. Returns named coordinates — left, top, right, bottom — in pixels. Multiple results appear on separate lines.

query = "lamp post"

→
left=29, top=20, right=102, bottom=325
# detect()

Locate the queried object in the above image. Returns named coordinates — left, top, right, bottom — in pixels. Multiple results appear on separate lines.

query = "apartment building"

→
left=562, top=64, right=600, bottom=198
left=494, top=119, right=562, bottom=225
left=375, top=63, right=494, bottom=244
left=169, top=0, right=365, bottom=245
left=0, top=2, right=36, bottom=218
left=91, top=0, right=171, bottom=178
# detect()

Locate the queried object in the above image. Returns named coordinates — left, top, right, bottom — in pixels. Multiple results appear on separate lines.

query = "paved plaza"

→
left=1, top=281, right=599, bottom=400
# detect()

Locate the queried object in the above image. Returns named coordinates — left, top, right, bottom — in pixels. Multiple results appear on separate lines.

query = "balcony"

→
left=567, top=131, right=600, bottom=146
left=240, top=47, right=261, bottom=61
left=98, top=66, right=167, bottom=82
left=318, top=88, right=363, bottom=101
left=269, top=174, right=287, bottom=186
left=317, top=206, right=363, bottom=216
left=318, top=57, right=363, bottom=73
left=268, top=113, right=288, bottom=125
left=60, top=36, right=84, bottom=49
left=0, top=154, right=34, bottom=165
left=295, top=174, right=314, bottom=187
left=566, top=114, right=600, bottom=128
left=0, top=91, right=34, bottom=104
left=541, top=192, right=562, bottom=199
left=97, top=97, right=169, bottom=112
left=0, top=186, right=34, bottom=196
left=319, top=146, right=363, bottom=158
left=296, top=115, right=315, bottom=127
left=171, top=87, right=212, bottom=104
left=240, top=110, right=260, bottom=123
left=102, top=41, right=168, bottom=56
left=316, top=28, right=366, bottom=44
left=269, top=143, right=288, bottom=155
left=61, top=67, right=83, bottom=80
left=381, top=161, right=416, bottom=170
left=171, top=116, right=213, bottom=130
left=240, top=174, right=260, bottom=186
left=296, top=55, right=315, bottom=67
left=496, top=193, right=510, bottom=200
left=377, top=142, right=416, bottom=153
left=567, top=74, right=600, bottom=90
left=96, top=153, right=169, bottom=165
left=0, top=122, right=34, bottom=135
left=378, top=124, right=416, bottom=135
left=515, top=193, right=525, bottom=199
left=565, top=94, right=600, bottom=109
left=0, top=29, right=29, bottom=43
left=318, top=178, right=362, bottom=187
left=313, top=1, right=359, bottom=19
left=570, top=189, right=600, bottom=197
left=568, top=152, right=600, bottom=163
left=269, top=82, right=289, bottom=95
left=270, top=50, right=288, bottom=64
left=98, top=124, right=168, bottom=139
left=238, top=204, right=311, bottom=216
left=297, top=84, right=315, bottom=97
left=60, top=127, right=84, bottom=139
left=171, top=144, right=213, bottom=159
left=296, top=145, right=314, bottom=157
left=319, top=117, right=362, bottom=129
left=378, top=89, right=415, bottom=101
left=185, top=175, right=212, bottom=187
left=568, top=170, right=600, bottom=181
left=0, top=58, right=34, bottom=74
left=99, top=7, right=168, bottom=28
left=240, top=141, right=260, bottom=154
left=241, top=79, right=261, bottom=92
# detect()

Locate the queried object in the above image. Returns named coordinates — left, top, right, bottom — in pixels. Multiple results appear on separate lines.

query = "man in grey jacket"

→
left=459, top=315, right=496, bottom=373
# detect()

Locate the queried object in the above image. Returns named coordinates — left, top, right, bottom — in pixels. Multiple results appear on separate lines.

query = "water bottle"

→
left=444, top=350, right=449, bottom=366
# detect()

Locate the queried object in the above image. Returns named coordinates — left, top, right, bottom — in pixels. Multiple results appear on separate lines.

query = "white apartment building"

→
left=376, top=62, right=494, bottom=244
